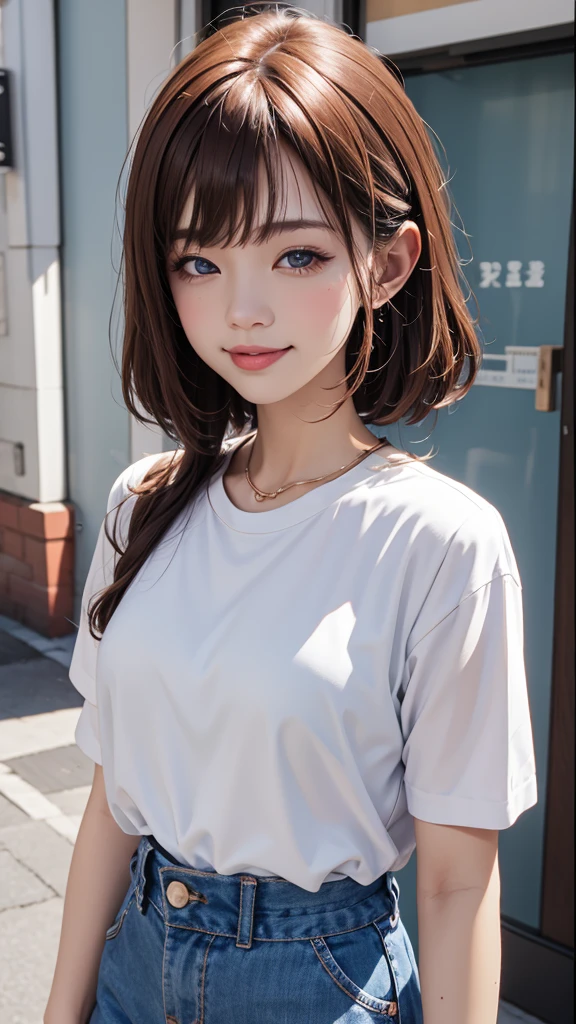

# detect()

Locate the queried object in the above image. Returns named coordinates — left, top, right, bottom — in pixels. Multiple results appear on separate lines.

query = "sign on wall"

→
left=366, top=0, right=574, bottom=55
left=367, top=0, right=466, bottom=20
left=0, top=70, right=14, bottom=170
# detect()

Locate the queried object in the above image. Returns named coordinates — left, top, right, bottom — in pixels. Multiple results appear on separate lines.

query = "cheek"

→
left=172, top=283, right=216, bottom=349
left=286, top=277, right=354, bottom=338
left=172, top=283, right=200, bottom=329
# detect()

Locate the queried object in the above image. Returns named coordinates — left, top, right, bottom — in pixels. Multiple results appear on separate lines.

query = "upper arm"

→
left=414, top=817, right=499, bottom=899
left=69, top=455, right=163, bottom=763
left=400, top=509, right=534, bottom=899
left=88, top=763, right=115, bottom=818
left=400, top=571, right=537, bottom=832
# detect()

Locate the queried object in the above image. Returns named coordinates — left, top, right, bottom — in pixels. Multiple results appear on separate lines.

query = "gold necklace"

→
left=244, top=436, right=389, bottom=502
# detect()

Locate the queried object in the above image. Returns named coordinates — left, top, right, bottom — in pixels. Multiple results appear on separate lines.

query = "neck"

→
left=247, top=357, right=380, bottom=486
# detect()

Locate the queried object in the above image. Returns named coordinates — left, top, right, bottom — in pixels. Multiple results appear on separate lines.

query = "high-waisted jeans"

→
left=89, top=834, right=423, bottom=1023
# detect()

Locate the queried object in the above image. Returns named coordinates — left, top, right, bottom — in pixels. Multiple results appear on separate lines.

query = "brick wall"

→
left=0, top=491, right=75, bottom=638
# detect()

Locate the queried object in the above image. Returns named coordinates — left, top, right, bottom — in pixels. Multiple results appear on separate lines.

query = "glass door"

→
left=384, top=51, right=574, bottom=953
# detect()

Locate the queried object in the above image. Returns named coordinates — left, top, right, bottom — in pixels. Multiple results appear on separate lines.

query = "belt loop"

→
left=387, top=873, right=400, bottom=926
left=135, top=837, right=154, bottom=914
left=236, top=876, right=257, bottom=949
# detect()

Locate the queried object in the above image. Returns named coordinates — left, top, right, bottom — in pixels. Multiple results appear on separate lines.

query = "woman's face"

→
left=166, top=147, right=373, bottom=406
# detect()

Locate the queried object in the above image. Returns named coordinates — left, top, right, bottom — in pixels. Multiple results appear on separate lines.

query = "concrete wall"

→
left=0, top=0, right=64, bottom=505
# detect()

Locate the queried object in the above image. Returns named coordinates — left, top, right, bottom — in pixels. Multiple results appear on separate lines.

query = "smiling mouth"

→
left=226, top=346, right=292, bottom=354
left=225, top=345, right=293, bottom=371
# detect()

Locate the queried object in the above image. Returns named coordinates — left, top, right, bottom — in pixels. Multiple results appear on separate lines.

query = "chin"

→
left=229, top=381, right=301, bottom=405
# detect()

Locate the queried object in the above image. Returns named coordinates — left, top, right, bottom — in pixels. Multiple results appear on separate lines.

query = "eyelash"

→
left=169, top=247, right=334, bottom=283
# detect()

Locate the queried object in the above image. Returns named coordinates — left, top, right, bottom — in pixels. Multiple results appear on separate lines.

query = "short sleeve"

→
left=399, top=508, right=538, bottom=830
left=69, top=455, right=160, bottom=763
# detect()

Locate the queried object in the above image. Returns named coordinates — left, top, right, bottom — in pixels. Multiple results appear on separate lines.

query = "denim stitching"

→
left=198, top=933, right=216, bottom=1023
left=162, top=902, right=171, bottom=1024
left=136, top=840, right=155, bottom=914
left=154, top=880, right=387, bottom=937
left=236, top=877, right=257, bottom=949
left=104, top=892, right=136, bottom=941
left=310, top=936, right=398, bottom=1017
left=157, top=863, right=287, bottom=882
left=236, top=877, right=245, bottom=946
left=374, top=921, right=403, bottom=1024
left=147, top=894, right=164, bottom=918
left=134, top=841, right=144, bottom=913
left=163, top=907, right=394, bottom=941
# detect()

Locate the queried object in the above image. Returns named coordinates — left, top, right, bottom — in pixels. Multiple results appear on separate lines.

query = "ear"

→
left=371, top=221, right=421, bottom=311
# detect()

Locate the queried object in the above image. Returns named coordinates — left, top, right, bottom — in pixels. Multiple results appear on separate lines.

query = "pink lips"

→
left=226, top=345, right=292, bottom=371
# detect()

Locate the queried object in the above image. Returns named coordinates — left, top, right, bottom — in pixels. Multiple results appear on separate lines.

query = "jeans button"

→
left=167, top=880, right=190, bottom=908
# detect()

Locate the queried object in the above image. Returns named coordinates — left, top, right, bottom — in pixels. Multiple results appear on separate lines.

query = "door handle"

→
left=535, top=346, right=563, bottom=412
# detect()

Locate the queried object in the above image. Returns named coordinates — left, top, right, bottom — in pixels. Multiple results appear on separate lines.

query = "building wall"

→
left=58, top=0, right=186, bottom=625
left=57, top=0, right=131, bottom=619
left=0, top=0, right=73, bottom=635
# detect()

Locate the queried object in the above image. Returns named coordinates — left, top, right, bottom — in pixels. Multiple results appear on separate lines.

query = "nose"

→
left=225, top=281, right=274, bottom=331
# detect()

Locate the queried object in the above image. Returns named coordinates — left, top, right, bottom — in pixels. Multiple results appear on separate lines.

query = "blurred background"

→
left=0, top=1, right=573, bottom=1021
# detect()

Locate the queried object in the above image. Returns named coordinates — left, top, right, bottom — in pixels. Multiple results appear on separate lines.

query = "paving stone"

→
left=0, top=896, right=63, bottom=1023
left=0, top=706, right=82, bottom=760
left=4, top=744, right=94, bottom=793
left=45, top=648, right=74, bottom=668
left=0, top=849, right=53, bottom=911
left=0, top=792, right=29, bottom=828
left=47, top=784, right=91, bottom=818
left=0, top=656, right=82, bottom=720
left=0, top=819, right=73, bottom=897
left=0, top=631, right=43, bottom=667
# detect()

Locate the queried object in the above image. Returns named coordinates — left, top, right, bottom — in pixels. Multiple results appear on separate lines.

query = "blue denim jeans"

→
left=89, top=835, right=423, bottom=1023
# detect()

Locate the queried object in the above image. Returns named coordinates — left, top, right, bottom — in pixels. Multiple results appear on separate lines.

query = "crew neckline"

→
left=207, top=436, right=399, bottom=534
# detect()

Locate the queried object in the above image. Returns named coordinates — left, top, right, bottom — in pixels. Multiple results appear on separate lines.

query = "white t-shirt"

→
left=70, top=438, right=537, bottom=892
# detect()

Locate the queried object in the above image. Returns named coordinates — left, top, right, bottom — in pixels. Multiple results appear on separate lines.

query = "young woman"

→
left=45, top=6, right=537, bottom=1023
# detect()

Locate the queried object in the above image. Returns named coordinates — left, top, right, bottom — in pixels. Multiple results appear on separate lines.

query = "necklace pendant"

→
left=243, top=434, right=388, bottom=506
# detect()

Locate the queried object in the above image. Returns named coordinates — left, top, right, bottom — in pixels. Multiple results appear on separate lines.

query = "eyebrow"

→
left=172, top=219, right=333, bottom=242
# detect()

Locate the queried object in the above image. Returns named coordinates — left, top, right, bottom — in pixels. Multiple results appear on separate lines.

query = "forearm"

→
left=417, top=859, right=501, bottom=1024
left=44, top=791, right=140, bottom=1024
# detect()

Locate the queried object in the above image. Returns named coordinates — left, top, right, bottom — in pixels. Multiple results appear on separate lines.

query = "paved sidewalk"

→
left=0, top=615, right=91, bottom=1023
left=0, top=613, right=546, bottom=1024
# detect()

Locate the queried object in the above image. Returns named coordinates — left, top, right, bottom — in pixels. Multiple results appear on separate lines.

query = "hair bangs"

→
left=160, top=68, right=357, bottom=262
left=162, top=88, right=293, bottom=255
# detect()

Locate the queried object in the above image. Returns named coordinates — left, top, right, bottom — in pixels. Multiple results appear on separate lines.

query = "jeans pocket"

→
left=374, top=917, right=424, bottom=1024
left=310, top=920, right=400, bottom=1018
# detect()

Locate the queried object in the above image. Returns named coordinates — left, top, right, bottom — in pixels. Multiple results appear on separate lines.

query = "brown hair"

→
left=89, top=3, right=480, bottom=639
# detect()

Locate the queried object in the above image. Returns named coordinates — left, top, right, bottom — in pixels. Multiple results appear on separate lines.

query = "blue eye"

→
left=282, top=250, right=315, bottom=269
left=186, top=257, right=216, bottom=276
left=169, top=255, right=218, bottom=280
left=278, top=248, right=333, bottom=273
left=170, top=247, right=333, bottom=283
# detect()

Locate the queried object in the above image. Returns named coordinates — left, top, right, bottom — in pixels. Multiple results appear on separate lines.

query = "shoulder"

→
left=106, top=452, right=170, bottom=511
left=367, top=452, right=520, bottom=587
left=105, top=436, right=242, bottom=518
left=103, top=450, right=183, bottom=550
left=375, top=449, right=494, bottom=523
left=409, top=459, right=514, bottom=557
